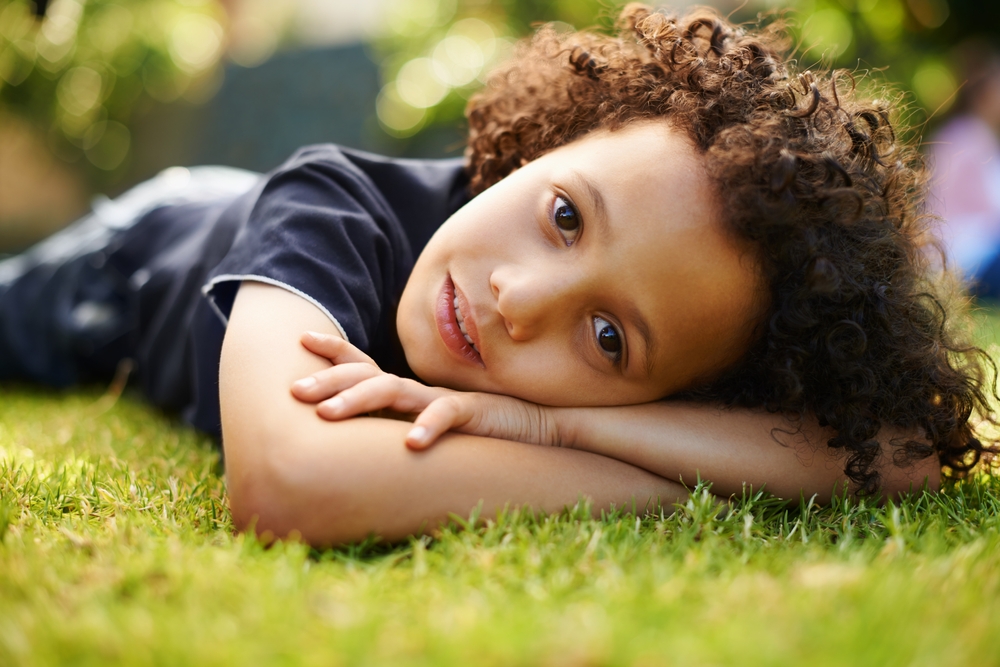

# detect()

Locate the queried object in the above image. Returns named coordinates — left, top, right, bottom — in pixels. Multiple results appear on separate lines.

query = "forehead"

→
left=551, top=121, right=762, bottom=391
left=554, top=122, right=709, bottom=205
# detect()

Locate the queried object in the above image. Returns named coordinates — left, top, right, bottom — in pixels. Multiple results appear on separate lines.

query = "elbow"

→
left=223, top=433, right=299, bottom=540
left=875, top=431, right=942, bottom=500
left=225, top=448, right=286, bottom=539
left=879, top=456, right=942, bottom=500
left=222, top=428, right=359, bottom=546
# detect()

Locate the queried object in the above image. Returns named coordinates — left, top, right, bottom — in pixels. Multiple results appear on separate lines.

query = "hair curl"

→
left=464, top=3, right=998, bottom=494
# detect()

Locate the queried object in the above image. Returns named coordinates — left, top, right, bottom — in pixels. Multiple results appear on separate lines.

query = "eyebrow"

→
left=570, top=170, right=608, bottom=237
left=627, top=304, right=656, bottom=379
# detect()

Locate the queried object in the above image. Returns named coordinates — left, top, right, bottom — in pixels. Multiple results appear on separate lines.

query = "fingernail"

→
left=326, top=397, right=345, bottom=413
left=408, top=426, right=428, bottom=445
left=293, top=377, right=317, bottom=390
left=304, top=331, right=323, bottom=340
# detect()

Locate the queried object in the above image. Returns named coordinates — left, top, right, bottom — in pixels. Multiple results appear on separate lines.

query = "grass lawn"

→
left=2, top=310, right=1000, bottom=666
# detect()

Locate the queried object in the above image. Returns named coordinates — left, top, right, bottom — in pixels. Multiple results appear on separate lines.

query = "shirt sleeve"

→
left=201, top=145, right=415, bottom=352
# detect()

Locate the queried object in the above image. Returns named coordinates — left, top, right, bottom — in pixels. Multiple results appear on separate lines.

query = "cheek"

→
left=481, top=349, right=657, bottom=406
left=448, top=177, right=543, bottom=245
left=412, top=343, right=580, bottom=402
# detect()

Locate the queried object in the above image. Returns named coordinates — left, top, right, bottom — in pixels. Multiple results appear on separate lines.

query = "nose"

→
left=490, top=263, right=581, bottom=341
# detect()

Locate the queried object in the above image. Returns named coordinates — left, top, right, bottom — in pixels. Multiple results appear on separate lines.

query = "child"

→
left=927, top=43, right=1000, bottom=294
left=1, top=5, right=993, bottom=545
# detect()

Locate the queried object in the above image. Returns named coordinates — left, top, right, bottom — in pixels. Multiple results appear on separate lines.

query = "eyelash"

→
left=550, top=195, right=582, bottom=246
left=593, top=316, right=624, bottom=367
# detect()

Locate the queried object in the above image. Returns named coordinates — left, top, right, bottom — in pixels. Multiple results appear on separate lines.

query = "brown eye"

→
left=593, top=316, right=623, bottom=364
left=552, top=196, right=580, bottom=245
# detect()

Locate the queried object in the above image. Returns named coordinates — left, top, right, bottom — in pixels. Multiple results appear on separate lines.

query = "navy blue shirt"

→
left=109, top=146, right=468, bottom=436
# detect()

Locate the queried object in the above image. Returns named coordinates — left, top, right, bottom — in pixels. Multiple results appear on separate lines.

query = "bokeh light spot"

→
left=88, top=4, right=134, bottom=55
left=802, top=8, right=854, bottom=59
left=0, top=2, right=34, bottom=43
left=56, top=66, right=102, bottom=116
left=36, top=0, right=81, bottom=67
left=906, top=0, right=950, bottom=29
left=860, top=0, right=905, bottom=41
left=449, top=17, right=494, bottom=42
left=228, top=15, right=280, bottom=68
left=376, top=82, right=426, bottom=136
left=387, top=0, right=457, bottom=34
left=432, top=35, right=483, bottom=87
left=0, top=44, right=34, bottom=86
left=40, top=0, right=83, bottom=46
left=912, top=59, right=957, bottom=113
left=169, top=14, right=223, bottom=74
left=395, top=57, right=449, bottom=108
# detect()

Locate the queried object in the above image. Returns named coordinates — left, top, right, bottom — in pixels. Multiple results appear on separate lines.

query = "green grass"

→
left=3, top=311, right=1000, bottom=666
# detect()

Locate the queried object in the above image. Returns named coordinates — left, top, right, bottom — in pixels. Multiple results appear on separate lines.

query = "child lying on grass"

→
left=0, top=5, right=994, bottom=545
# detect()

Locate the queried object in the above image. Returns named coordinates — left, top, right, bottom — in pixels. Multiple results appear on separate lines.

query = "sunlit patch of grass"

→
left=971, top=302, right=1000, bottom=351
left=3, top=310, right=1000, bottom=665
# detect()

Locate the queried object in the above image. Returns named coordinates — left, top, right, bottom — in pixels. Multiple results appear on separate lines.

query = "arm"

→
left=551, top=402, right=941, bottom=502
left=290, top=334, right=940, bottom=506
left=220, top=283, right=686, bottom=546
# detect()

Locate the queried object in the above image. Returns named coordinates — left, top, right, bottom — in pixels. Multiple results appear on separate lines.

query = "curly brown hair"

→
left=463, top=3, right=998, bottom=494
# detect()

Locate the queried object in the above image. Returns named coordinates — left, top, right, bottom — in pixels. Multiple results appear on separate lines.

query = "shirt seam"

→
left=201, top=274, right=351, bottom=343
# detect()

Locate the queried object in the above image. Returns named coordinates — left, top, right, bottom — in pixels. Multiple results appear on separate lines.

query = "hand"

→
left=290, top=331, right=561, bottom=450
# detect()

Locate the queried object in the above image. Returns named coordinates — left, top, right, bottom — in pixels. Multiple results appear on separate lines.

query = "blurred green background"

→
left=0, top=0, right=996, bottom=250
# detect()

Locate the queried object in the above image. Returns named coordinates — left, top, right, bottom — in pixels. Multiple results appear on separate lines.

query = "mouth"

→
left=453, top=293, right=477, bottom=351
left=435, top=275, right=485, bottom=367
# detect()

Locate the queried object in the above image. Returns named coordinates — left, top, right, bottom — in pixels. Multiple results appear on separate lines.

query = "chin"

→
left=403, top=346, right=453, bottom=386
left=410, top=360, right=484, bottom=394
left=420, top=368, right=472, bottom=392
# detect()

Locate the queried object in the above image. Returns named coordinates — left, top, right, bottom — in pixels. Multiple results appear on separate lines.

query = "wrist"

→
left=548, top=406, right=582, bottom=449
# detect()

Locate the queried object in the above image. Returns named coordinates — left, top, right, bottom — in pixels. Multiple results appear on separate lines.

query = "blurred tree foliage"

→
left=374, top=0, right=1000, bottom=141
left=0, top=0, right=225, bottom=186
left=1, top=0, right=996, bottom=188
left=373, top=0, right=629, bottom=138
left=774, top=0, right=1000, bottom=125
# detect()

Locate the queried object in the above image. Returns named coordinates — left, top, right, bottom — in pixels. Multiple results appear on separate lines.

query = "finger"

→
left=406, top=395, right=476, bottom=450
left=316, top=375, right=437, bottom=421
left=291, top=363, right=383, bottom=402
left=316, top=375, right=433, bottom=420
left=300, top=331, right=378, bottom=367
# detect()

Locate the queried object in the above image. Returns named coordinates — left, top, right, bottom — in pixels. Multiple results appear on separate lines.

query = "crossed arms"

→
left=220, top=283, right=940, bottom=546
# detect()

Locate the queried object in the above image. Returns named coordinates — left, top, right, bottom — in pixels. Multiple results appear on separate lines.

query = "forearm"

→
left=224, top=411, right=684, bottom=545
left=552, top=401, right=939, bottom=502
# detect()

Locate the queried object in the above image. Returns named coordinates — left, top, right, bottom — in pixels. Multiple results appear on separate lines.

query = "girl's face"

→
left=397, top=120, right=763, bottom=406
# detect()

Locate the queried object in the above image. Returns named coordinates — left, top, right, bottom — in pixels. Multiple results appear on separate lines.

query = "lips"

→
left=435, top=275, right=484, bottom=367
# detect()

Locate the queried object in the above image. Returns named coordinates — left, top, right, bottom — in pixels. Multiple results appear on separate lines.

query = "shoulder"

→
left=271, top=144, right=466, bottom=195
left=270, top=143, right=470, bottom=254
